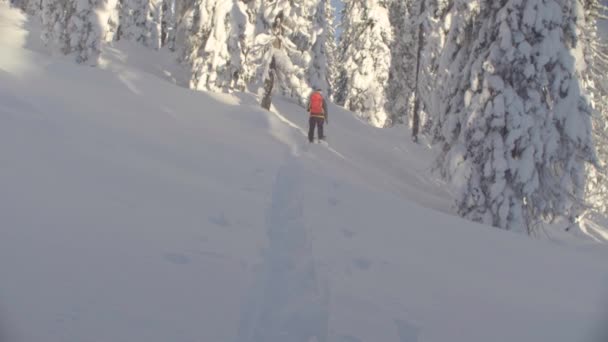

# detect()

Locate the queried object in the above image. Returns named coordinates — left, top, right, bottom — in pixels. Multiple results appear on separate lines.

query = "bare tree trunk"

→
left=161, top=0, right=168, bottom=46
left=412, top=0, right=426, bottom=143
left=261, top=57, right=276, bottom=110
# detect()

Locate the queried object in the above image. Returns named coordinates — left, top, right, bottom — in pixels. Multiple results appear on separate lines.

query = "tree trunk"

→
left=161, top=0, right=168, bottom=46
left=412, top=0, right=426, bottom=143
left=261, top=57, right=276, bottom=110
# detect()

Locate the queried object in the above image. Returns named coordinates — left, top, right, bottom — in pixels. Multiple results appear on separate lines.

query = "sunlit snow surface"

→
left=1, top=4, right=608, bottom=342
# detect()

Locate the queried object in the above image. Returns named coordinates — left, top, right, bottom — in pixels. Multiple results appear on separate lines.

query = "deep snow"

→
left=1, top=4, right=608, bottom=342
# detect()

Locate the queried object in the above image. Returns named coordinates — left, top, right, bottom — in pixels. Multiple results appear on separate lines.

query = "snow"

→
left=0, top=5, right=32, bottom=76
left=1, top=3, right=608, bottom=342
left=337, top=0, right=392, bottom=127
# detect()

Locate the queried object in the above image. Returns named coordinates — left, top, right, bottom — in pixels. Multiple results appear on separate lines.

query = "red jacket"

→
left=308, top=91, right=328, bottom=119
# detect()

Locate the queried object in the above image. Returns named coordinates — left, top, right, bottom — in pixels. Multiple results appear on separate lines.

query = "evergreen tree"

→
left=278, top=0, right=317, bottom=103
left=40, top=0, right=117, bottom=63
left=105, top=0, right=120, bottom=42
left=11, top=0, right=42, bottom=14
left=161, top=0, right=175, bottom=49
left=336, top=0, right=393, bottom=127
left=416, top=0, right=452, bottom=135
left=67, top=0, right=99, bottom=63
left=582, top=0, right=608, bottom=216
left=249, top=0, right=313, bottom=109
left=435, top=0, right=596, bottom=233
left=324, top=0, right=338, bottom=99
left=118, top=0, right=163, bottom=48
left=386, top=0, right=416, bottom=126
left=40, top=0, right=72, bottom=54
left=175, top=0, right=208, bottom=68
left=67, top=0, right=117, bottom=64
left=237, top=0, right=259, bottom=86
left=308, top=0, right=336, bottom=95
left=168, top=0, right=194, bottom=46
left=387, top=0, right=451, bottom=136
left=147, top=0, right=163, bottom=49
left=188, top=0, right=248, bottom=92
left=410, top=0, right=426, bottom=141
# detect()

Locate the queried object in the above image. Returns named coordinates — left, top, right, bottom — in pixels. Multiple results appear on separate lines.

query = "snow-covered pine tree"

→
left=188, top=0, right=248, bottom=92
left=249, top=0, right=313, bottom=109
left=581, top=0, right=608, bottom=215
left=40, top=0, right=72, bottom=54
left=147, top=0, right=163, bottom=49
left=387, top=0, right=451, bottom=135
left=435, top=0, right=596, bottom=233
left=40, top=0, right=120, bottom=58
left=170, top=0, right=199, bottom=55
left=410, top=0, right=427, bottom=141
left=278, top=0, right=317, bottom=103
left=7, top=0, right=16, bottom=6
left=161, top=0, right=175, bottom=49
left=11, top=0, right=42, bottom=15
left=432, top=0, right=475, bottom=147
left=101, top=0, right=120, bottom=42
left=175, top=0, right=208, bottom=69
left=224, top=0, right=258, bottom=87
left=176, top=0, right=216, bottom=82
left=118, top=0, right=163, bottom=49
left=386, top=0, right=416, bottom=126
left=336, top=0, right=393, bottom=127
left=324, top=0, right=338, bottom=99
left=416, top=0, right=452, bottom=135
left=308, top=0, right=337, bottom=96
left=67, top=0, right=118, bottom=64
left=250, top=0, right=286, bottom=110
left=67, top=0, right=98, bottom=63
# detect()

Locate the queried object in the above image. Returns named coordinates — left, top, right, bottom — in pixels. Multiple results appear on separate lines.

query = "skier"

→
left=307, top=88, right=328, bottom=143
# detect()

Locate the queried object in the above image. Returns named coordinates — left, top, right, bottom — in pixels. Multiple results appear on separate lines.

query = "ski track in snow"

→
left=237, top=155, right=329, bottom=342
left=269, top=106, right=348, bottom=161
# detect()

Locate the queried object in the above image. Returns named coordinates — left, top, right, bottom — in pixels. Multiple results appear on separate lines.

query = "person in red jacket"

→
left=307, top=88, right=328, bottom=143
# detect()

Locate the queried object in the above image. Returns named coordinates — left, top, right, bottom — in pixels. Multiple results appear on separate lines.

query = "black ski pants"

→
left=308, top=116, right=324, bottom=142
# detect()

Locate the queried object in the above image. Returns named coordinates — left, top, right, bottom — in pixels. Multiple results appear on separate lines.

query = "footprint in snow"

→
left=353, top=258, right=372, bottom=270
left=55, top=312, right=77, bottom=323
left=164, top=253, right=191, bottom=265
left=197, top=250, right=226, bottom=260
left=241, top=185, right=257, bottom=193
left=208, top=213, right=231, bottom=228
left=395, top=319, right=420, bottom=342
left=342, top=229, right=356, bottom=238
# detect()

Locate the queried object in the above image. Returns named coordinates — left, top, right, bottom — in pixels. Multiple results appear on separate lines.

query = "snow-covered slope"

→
left=1, top=4, right=608, bottom=342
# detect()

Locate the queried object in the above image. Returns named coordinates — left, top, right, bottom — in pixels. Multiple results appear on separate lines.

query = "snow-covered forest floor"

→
left=1, top=4, right=608, bottom=342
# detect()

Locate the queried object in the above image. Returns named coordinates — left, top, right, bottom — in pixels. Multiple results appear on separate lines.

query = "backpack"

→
left=310, top=92, right=324, bottom=115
